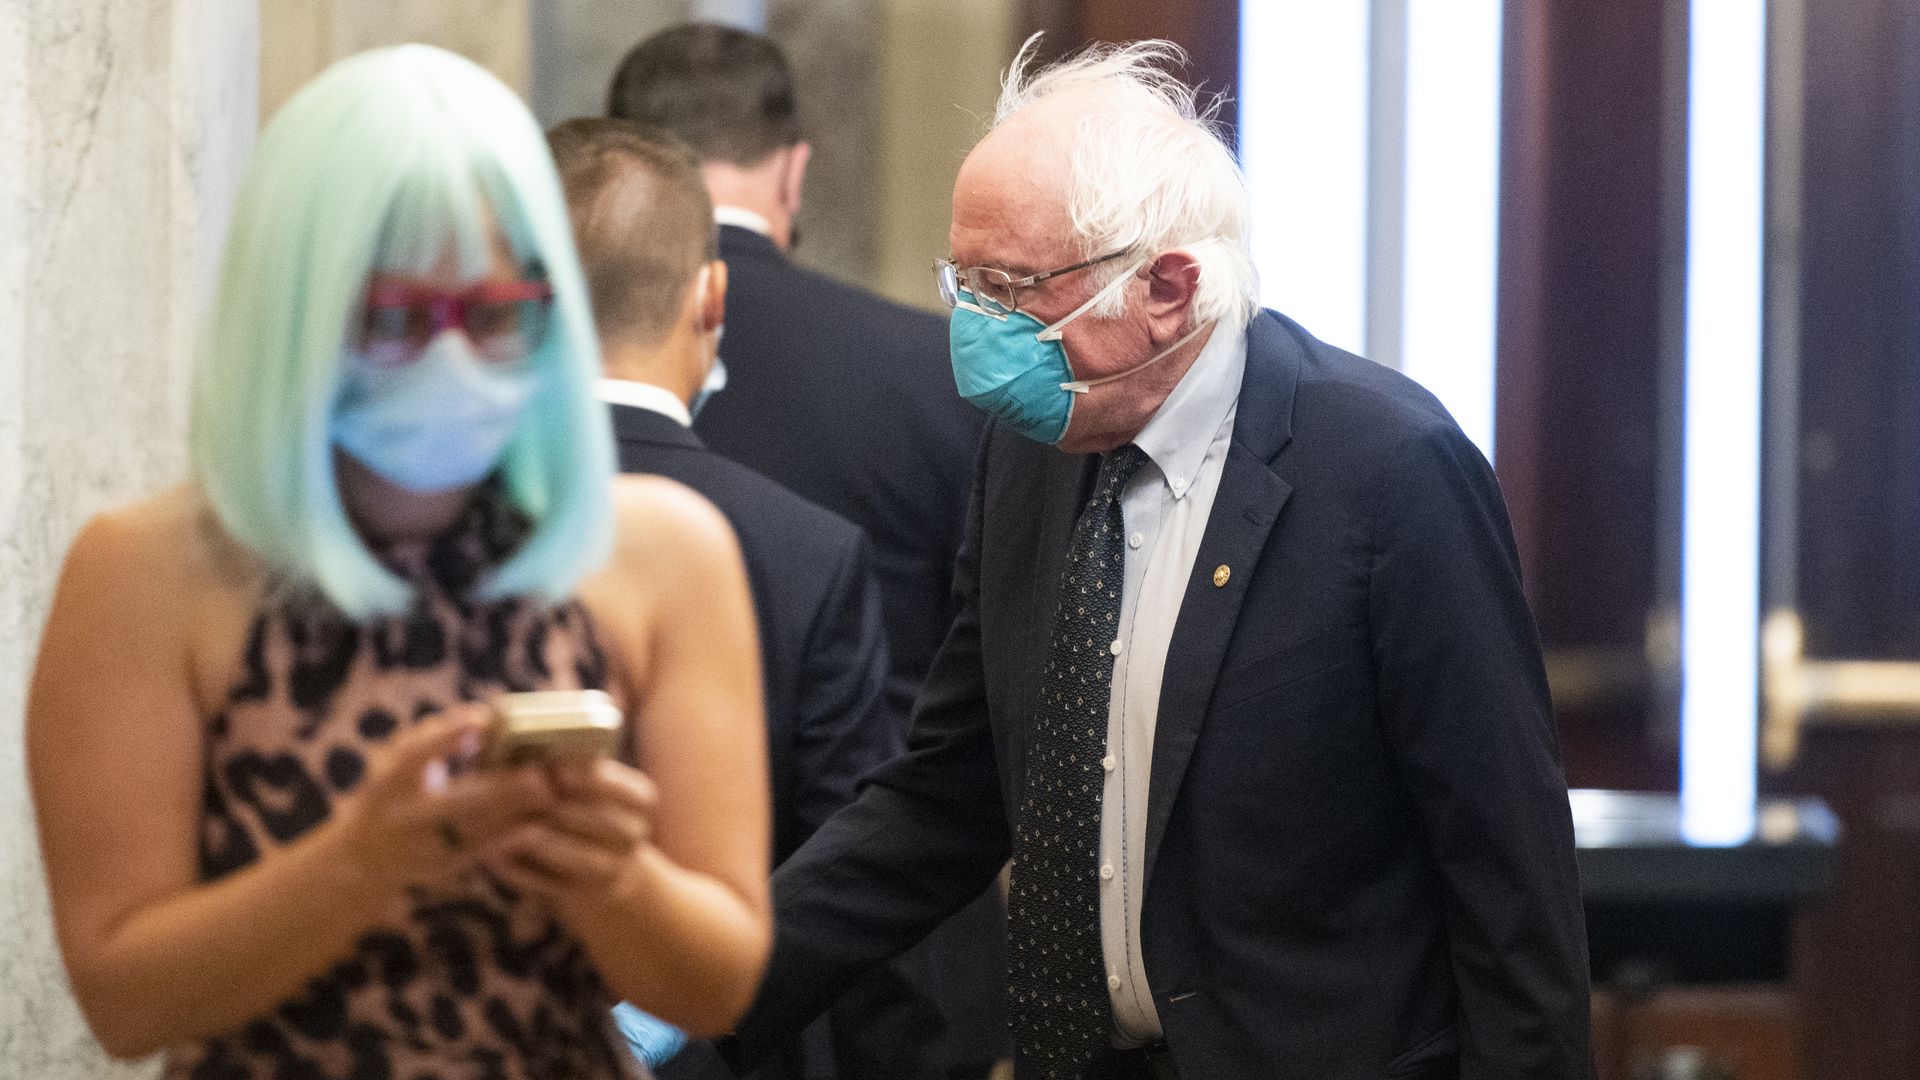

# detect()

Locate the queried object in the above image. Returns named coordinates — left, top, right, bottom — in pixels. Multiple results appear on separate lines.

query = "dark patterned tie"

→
left=1007, top=444, right=1149, bottom=1080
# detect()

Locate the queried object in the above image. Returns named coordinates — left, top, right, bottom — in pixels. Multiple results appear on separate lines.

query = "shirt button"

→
left=1108, top=974, right=1122, bottom=990
left=1110, top=639, right=1123, bottom=656
left=1102, top=755, right=1116, bottom=771
left=1129, top=532, right=1143, bottom=549
left=1101, top=864, right=1115, bottom=880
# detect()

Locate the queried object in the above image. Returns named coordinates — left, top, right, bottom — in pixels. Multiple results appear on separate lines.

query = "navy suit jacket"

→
left=693, top=225, right=985, bottom=722
left=727, top=312, right=1592, bottom=1079
left=609, top=405, right=950, bottom=1080
left=691, top=226, right=1007, bottom=1072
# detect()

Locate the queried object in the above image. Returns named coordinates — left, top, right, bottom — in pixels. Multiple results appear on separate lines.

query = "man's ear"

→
left=780, top=142, right=812, bottom=216
left=1143, top=250, right=1202, bottom=342
left=700, top=260, right=728, bottom=332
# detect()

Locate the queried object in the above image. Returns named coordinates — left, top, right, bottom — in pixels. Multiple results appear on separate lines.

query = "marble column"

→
left=0, top=1, right=257, bottom=1077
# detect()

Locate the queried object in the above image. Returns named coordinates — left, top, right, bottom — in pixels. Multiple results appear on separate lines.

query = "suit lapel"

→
left=1143, top=312, right=1303, bottom=883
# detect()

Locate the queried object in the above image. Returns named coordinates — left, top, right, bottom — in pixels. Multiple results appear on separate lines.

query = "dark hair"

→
left=606, top=22, right=802, bottom=166
left=546, top=118, right=717, bottom=349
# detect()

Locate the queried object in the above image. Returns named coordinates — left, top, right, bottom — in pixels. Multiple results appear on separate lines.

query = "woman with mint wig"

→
left=26, top=45, right=770, bottom=1079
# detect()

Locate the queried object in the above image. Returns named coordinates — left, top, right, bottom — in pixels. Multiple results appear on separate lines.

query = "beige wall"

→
left=531, top=0, right=697, bottom=128
left=260, top=0, right=531, bottom=121
left=874, top=0, right=1015, bottom=310
left=259, top=0, right=1015, bottom=304
left=525, top=0, right=1013, bottom=309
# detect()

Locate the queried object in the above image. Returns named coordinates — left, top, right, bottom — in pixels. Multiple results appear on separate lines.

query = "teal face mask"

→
left=949, top=306, right=1077, bottom=445
left=947, top=259, right=1208, bottom=445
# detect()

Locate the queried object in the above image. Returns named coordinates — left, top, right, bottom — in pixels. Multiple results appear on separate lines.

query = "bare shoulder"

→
left=61, top=484, right=237, bottom=594
left=49, top=485, right=264, bottom=686
left=605, top=473, right=744, bottom=582
left=34, top=485, right=261, bottom=722
left=576, top=476, right=750, bottom=703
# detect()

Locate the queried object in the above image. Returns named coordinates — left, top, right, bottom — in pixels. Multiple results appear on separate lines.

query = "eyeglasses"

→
left=933, top=249, right=1132, bottom=319
left=355, top=278, right=556, bottom=367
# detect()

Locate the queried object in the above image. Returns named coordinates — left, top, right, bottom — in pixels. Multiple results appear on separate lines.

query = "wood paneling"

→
left=1591, top=987, right=1800, bottom=1080
left=1793, top=0, right=1920, bottom=663
left=1774, top=6, right=1920, bottom=1073
left=1775, top=729, right=1920, bottom=1079
left=1018, top=0, right=1239, bottom=144
left=1497, top=0, right=1676, bottom=792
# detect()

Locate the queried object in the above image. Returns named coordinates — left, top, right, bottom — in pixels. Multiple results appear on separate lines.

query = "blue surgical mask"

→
left=333, top=329, right=538, bottom=492
left=948, top=260, right=1208, bottom=445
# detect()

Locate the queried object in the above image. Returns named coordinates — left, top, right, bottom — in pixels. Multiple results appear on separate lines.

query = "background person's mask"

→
left=690, top=265, right=728, bottom=419
left=691, top=349, right=727, bottom=418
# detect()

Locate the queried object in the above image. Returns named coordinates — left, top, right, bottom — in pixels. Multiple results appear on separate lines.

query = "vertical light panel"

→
left=1240, top=1, right=1371, bottom=355
left=1399, top=0, right=1504, bottom=460
left=1681, top=0, right=1767, bottom=846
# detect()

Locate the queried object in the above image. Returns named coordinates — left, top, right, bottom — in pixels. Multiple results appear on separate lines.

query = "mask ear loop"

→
left=1036, top=258, right=1210, bottom=394
left=1060, top=320, right=1213, bottom=394
left=1035, top=259, right=1144, bottom=343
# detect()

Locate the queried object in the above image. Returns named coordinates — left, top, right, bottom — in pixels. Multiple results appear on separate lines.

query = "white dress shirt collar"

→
left=713, top=205, right=774, bottom=237
left=596, top=378, right=692, bottom=428
left=1129, top=320, right=1249, bottom=500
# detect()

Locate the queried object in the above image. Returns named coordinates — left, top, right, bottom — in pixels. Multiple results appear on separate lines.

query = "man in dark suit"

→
left=609, top=25, right=1006, bottom=1079
left=547, top=118, right=949, bottom=1080
left=719, top=39, right=1592, bottom=1080
left=607, top=21, right=987, bottom=741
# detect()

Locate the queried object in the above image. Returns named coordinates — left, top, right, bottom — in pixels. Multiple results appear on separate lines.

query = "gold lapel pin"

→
left=1212, top=564, right=1231, bottom=587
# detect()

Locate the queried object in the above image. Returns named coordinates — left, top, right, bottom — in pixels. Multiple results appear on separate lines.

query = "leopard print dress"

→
left=165, top=491, right=644, bottom=1080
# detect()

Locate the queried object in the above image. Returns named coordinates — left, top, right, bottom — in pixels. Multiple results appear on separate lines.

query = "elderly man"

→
left=724, top=38, right=1591, bottom=1080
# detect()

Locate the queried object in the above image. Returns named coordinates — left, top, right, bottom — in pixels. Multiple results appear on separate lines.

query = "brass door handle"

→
left=1762, top=610, right=1920, bottom=769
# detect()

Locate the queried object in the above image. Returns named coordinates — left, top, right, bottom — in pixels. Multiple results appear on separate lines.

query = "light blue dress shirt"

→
left=1097, top=320, right=1248, bottom=1044
left=612, top=1001, right=688, bottom=1068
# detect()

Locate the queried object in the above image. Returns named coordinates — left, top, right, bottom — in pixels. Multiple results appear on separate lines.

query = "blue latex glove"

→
left=612, top=1002, right=689, bottom=1068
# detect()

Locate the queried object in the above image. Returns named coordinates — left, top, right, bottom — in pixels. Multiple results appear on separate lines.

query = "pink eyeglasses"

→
left=355, top=278, right=556, bottom=367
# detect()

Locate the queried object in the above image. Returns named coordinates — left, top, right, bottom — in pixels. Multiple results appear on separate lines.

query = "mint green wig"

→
left=191, top=45, right=615, bottom=619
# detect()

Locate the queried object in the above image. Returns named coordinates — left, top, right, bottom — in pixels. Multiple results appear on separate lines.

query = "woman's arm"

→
left=497, top=476, right=772, bottom=1036
left=27, top=506, right=555, bottom=1057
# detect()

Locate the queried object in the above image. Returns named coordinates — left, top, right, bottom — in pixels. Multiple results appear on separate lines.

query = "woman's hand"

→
left=484, top=758, right=661, bottom=901
left=335, top=704, right=559, bottom=893
left=546, top=476, right=771, bottom=1033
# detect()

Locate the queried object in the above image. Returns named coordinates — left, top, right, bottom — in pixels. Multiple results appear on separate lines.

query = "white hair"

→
left=994, top=35, right=1259, bottom=328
